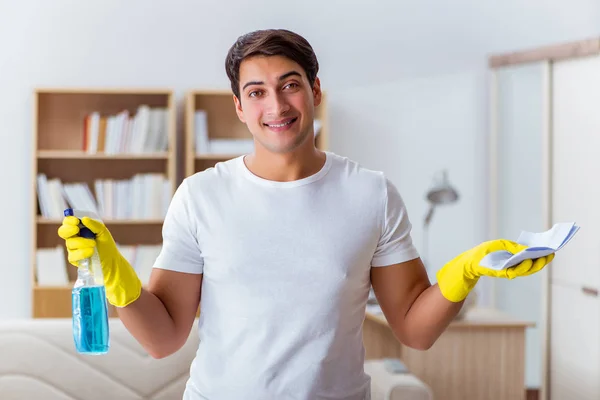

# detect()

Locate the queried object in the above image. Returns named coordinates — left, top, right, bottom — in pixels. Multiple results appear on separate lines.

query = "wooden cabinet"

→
left=363, top=309, right=533, bottom=400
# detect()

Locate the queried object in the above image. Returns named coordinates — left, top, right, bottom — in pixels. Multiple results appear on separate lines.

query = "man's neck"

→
left=244, top=145, right=326, bottom=182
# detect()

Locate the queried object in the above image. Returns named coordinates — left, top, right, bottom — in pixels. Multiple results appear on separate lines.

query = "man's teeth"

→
left=268, top=120, right=293, bottom=127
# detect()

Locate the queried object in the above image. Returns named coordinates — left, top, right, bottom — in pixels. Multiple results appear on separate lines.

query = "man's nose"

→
left=267, top=93, right=290, bottom=115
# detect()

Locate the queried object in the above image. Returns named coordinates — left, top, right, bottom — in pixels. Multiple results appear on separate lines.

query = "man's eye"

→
left=284, top=83, right=298, bottom=89
left=249, top=90, right=262, bottom=98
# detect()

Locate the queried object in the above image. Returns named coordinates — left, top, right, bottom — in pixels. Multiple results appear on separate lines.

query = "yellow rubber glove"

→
left=436, top=239, right=555, bottom=303
left=58, top=216, right=142, bottom=308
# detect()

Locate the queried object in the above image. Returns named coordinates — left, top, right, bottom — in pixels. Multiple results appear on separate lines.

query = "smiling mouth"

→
left=263, top=117, right=298, bottom=128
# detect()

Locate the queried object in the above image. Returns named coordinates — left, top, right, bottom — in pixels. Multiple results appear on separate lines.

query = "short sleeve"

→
left=153, top=179, right=204, bottom=274
left=371, top=177, right=420, bottom=267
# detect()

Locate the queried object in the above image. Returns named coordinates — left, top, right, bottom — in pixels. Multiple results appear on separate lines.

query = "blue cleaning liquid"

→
left=72, top=285, right=110, bottom=354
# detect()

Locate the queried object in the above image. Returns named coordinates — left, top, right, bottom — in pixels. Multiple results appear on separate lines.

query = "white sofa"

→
left=0, top=319, right=198, bottom=400
left=0, top=318, right=431, bottom=400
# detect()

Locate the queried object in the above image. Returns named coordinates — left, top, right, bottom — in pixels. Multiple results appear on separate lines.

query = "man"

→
left=58, top=29, right=553, bottom=400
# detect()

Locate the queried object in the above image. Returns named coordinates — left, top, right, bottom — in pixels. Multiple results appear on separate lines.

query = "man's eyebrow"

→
left=242, top=80, right=263, bottom=91
left=241, top=71, right=302, bottom=91
left=278, top=70, right=302, bottom=81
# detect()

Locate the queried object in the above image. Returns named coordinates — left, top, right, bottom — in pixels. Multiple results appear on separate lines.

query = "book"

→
left=36, top=246, right=69, bottom=286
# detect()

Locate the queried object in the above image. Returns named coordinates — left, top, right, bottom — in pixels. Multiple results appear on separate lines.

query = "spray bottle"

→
left=65, top=208, right=110, bottom=355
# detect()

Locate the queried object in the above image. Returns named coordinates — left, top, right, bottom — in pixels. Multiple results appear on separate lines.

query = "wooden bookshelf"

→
left=185, top=89, right=329, bottom=177
left=32, top=88, right=177, bottom=318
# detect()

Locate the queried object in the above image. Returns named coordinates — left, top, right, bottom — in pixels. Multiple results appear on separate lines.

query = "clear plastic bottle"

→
left=65, top=208, right=110, bottom=355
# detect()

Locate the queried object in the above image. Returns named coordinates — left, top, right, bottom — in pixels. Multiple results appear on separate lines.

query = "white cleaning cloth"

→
left=480, top=222, right=580, bottom=270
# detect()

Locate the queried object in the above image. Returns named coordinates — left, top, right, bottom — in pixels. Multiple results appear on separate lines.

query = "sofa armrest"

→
left=365, top=359, right=434, bottom=400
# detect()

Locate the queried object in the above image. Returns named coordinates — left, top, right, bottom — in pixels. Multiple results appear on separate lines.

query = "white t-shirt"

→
left=153, top=151, right=419, bottom=400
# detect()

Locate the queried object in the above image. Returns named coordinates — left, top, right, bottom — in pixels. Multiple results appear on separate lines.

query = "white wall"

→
left=329, top=70, right=488, bottom=285
left=1, top=0, right=599, bottom=388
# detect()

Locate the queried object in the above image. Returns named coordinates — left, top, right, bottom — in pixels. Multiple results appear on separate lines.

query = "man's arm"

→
left=370, top=257, right=463, bottom=350
left=117, top=269, right=202, bottom=359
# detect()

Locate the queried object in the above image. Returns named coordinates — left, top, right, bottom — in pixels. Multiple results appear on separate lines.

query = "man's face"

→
left=234, top=55, right=321, bottom=155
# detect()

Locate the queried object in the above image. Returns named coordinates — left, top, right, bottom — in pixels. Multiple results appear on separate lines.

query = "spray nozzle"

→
left=64, top=208, right=96, bottom=239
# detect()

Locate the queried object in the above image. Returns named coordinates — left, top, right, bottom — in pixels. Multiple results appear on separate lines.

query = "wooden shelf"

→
left=195, top=153, right=243, bottom=160
left=33, top=284, right=198, bottom=318
left=32, top=87, right=176, bottom=318
left=37, top=217, right=164, bottom=225
left=37, top=150, right=169, bottom=160
left=33, top=283, right=74, bottom=290
left=33, top=285, right=119, bottom=318
left=35, top=87, right=173, bottom=95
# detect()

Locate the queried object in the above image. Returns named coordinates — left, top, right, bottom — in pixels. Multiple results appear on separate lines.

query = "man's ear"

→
left=233, top=94, right=245, bottom=123
left=312, top=77, right=322, bottom=107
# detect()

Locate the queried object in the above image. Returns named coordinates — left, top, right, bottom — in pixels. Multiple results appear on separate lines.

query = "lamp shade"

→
left=423, top=170, right=459, bottom=227
left=426, top=170, right=459, bottom=205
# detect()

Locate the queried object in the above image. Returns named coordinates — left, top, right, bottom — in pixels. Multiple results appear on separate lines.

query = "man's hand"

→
left=436, top=239, right=555, bottom=303
left=58, top=216, right=142, bottom=307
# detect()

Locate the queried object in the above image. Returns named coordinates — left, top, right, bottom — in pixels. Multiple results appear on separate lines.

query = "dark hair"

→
left=225, top=29, right=319, bottom=99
